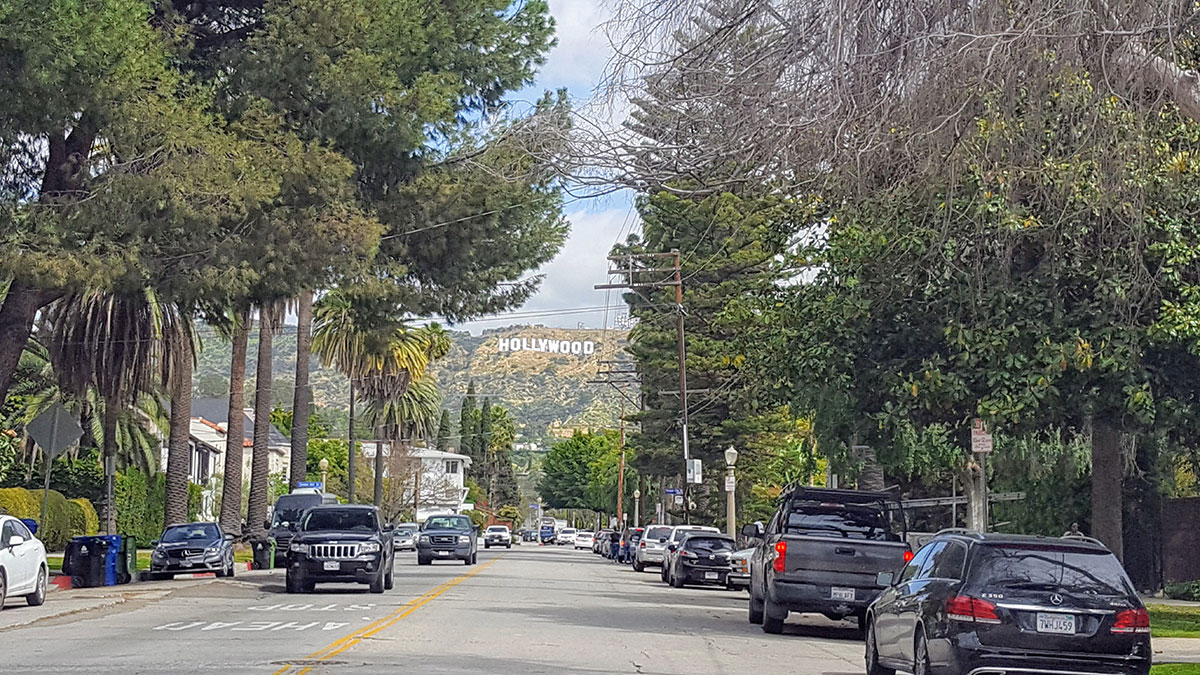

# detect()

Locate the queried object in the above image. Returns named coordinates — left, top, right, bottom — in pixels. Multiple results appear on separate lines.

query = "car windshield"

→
left=783, top=504, right=892, bottom=541
left=685, top=537, right=734, bottom=553
left=395, top=526, right=418, bottom=536
left=425, top=516, right=472, bottom=531
left=271, top=497, right=320, bottom=527
left=975, top=544, right=1134, bottom=596
left=301, top=509, right=377, bottom=532
left=645, top=526, right=672, bottom=541
left=562, top=529, right=576, bottom=534
left=161, top=524, right=220, bottom=543
left=487, top=526, right=509, bottom=532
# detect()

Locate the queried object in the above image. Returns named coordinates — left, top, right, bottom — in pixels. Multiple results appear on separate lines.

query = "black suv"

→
left=284, top=505, right=395, bottom=594
left=865, top=531, right=1151, bottom=675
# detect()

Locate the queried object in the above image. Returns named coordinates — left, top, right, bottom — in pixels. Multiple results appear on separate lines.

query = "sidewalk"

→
left=1158, top=638, right=1200, bottom=664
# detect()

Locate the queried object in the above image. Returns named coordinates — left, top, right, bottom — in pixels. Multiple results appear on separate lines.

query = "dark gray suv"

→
left=865, top=531, right=1151, bottom=675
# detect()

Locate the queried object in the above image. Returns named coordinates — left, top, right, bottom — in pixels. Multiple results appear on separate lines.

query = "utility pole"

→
left=347, top=379, right=357, bottom=504
left=617, top=389, right=626, bottom=528
left=597, top=250, right=688, bottom=523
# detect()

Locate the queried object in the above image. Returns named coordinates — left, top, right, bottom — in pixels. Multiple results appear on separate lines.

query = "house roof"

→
left=192, top=397, right=291, bottom=449
left=411, top=447, right=472, bottom=466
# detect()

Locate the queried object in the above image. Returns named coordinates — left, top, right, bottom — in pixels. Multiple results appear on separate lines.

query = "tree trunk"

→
left=853, top=444, right=885, bottom=491
left=289, top=291, right=313, bottom=489
left=246, top=315, right=275, bottom=538
left=0, top=283, right=49, bottom=406
left=165, top=337, right=194, bottom=526
left=102, top=398, right=119, bottom=534
left=373, top=398, right=386, bottom=507
left=218, top=311, right=250, bottom=535
left=1091, top=421, right=1124, bottom=561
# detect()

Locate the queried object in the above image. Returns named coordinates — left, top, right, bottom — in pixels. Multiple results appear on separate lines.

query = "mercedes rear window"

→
left=973, top=544, right=1134, bottom=597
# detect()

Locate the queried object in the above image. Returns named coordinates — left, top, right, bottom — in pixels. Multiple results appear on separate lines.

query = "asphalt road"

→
left=0, top=544, right=865, bottom=674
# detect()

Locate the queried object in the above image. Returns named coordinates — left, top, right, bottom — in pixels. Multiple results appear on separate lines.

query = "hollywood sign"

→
left=497, top=337, right=596, bottom=356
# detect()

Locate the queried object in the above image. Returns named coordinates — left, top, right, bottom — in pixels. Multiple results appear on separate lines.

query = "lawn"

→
left=1153, top=665, right=1200, bottom=674
left=48, top=548, right=255, bottom=574
left=1149, top=605, right=1200, bottom=639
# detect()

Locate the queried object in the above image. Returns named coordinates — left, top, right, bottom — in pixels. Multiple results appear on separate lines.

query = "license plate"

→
left=436, top=550, right=449, bottom=556
left=1036, top=613, right=1076, bottom=634
left=704, top=571, right=719, bottom=580
left=323, top=561, right=340, bottom=571
left=831, top=587, right=856, bottom=601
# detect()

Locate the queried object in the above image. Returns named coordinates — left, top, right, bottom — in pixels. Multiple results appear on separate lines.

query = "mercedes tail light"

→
left=1112, top=608, right=1151, bottom=634
left=773, top=541, right=787, bottom=573
left=945, top=596, right=1002, bottom=624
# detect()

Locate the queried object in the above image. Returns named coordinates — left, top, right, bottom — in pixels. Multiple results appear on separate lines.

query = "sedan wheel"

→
left=26, top=566, right=47, bottom=607
left=0, top=570, right=8, bottom=611
left=913, top=632, right=932, bottom=675
left=865, top=621, right=895, bottom=675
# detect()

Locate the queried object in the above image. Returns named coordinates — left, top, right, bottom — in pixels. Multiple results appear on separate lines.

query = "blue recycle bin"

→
left=66, top=535, right=130, bottom=586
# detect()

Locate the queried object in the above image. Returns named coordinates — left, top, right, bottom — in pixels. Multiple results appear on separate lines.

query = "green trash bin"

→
left=117, top=535, right=136, bottom=584
left=251, top=538, right=275, bottom=569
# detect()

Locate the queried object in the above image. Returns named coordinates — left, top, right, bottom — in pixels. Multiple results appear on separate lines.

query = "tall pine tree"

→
left=434, top=410, right=452, bottom=451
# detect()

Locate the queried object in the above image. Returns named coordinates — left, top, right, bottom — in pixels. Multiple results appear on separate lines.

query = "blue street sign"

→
left=297, top=481, right=322, bottom=489
left=529, top=504, right=539, bottom=509
left=664, top=488, right=682, bottom=495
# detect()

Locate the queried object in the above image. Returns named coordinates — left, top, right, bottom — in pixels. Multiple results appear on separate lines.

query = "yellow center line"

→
left=272, top=556, right=502, bottom=675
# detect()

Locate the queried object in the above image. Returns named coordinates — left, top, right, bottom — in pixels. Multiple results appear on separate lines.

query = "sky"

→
left=456, top=0, right=635, bottom=334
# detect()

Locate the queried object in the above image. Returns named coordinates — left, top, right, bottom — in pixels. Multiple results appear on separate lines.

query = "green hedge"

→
left=0, top=487, right=98, bottom=550
left=115, top=469, right=203, bottom=547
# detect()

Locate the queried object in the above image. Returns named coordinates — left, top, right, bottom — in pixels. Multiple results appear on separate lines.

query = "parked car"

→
left=634, top=524, right=674, bottom=572
left=574, top=531, right=595, bottom=550
left=484, top=525, right=513, bottom=549
left=745, top=486, right=911, bottom=634
left=728, top=548, right=753, bottom=591
left=268, top=490, right=339, bottom=566
left=417, top=514, right=478, bottom=565
left=149, top=522, right=236, bottom=579
left=284, top=505, right=394, bottom=594
left=556, top=528, right=578, bottom=546
left=393, top=523, right=419, bottom=552
left=621, top=527, right=644, bottom=563
left=659, top=525, right=722, bottom=582
left=665, top=532, right=736, bottom=588
left=594, top=529, right=614, bottom=554
left=0, top=515, right=48, bottom=609
left=865, top=530, right=1152, bottom=675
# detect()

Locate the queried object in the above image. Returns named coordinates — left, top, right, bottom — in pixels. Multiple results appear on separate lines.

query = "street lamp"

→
left=318, top=458, right=330, bottom=492
left=633, top=489, right=641, bottom=527
left=724, top=446, right=738, bottom=538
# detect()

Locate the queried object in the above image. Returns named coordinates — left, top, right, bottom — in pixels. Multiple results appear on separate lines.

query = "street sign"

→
left=28, top=403, right=84, bottom=460
left=297, top=481, right=322, bottom=489
left=725, top=475, right=736, bottom=492
left=664, top=488, right=682, bottom=496
left=673, top=494, right=684, bottom=506
left=971, top=419, right=994, bottom=454
left=686, top=458, right=702, bottom=484
left=529, top=503, right=539, bottom=509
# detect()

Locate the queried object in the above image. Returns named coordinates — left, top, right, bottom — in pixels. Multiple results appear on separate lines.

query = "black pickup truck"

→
left=743, top=487, right=912, bottom=634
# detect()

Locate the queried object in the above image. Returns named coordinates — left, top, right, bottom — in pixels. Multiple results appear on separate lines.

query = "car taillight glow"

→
left=640, top=541, right=646, bottom=548
left=1112, top=608, right=1151, bottom=634
left=773, top=541, right=787, bottom=573
left=904, top=550, right=915, bottom=562
left=680, top=550, right=697, bottom=559
left=945, top=595, right=1002, bottom=624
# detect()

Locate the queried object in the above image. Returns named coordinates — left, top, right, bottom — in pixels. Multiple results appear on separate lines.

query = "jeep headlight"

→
left=458, top=535, right=470, bottom=544
left=289, top=543, right=310, bottom=554
left=360, top=542, right=381, bottom=553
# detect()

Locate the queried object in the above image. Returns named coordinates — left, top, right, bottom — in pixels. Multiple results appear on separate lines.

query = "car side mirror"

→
left=742, top=522, right=765, bottom=538
left=8, top=535, right=25, bottom=547
left=667, top=544, right=677, bottom=552
left=288, top=522, right=298, bottom=532
left=224, top=533, right=234, bottom=541
left=263, top=520, right=272, bottom=531
left=384, top=523, right=394, bottom=532
left=876, top=571, right=895, bottom=588
left=151, top=540, right=160, bottom=547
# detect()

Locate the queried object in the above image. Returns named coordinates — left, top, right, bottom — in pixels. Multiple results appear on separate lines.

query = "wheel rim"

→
left=37, top=568, right=45, bottom=597
left=915, top=637, right=929, bottom=675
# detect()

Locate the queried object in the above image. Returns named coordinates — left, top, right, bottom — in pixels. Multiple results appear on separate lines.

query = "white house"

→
left=406, top=447, right=473, bottom=522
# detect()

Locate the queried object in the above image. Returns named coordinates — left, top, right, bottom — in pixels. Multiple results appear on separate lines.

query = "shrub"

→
left=114, top=469, right=205, bottom=546
left=0, top=486, right=40, bottom=517
left=1165, top=580, right=1200, bottom=602
left=67, top=498, right=100, bottom=537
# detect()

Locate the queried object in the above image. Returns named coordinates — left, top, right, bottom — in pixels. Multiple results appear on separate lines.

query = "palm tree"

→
left=218, top=307, right=251, bottom=534
left=247, top=305, right=281, bottom=538
left=289, top=290, right=314, bottom=490
left=162, top=306, right=197, bottom=527
left=312, top=292, right=450, bottom=506
left=43, top=289, right=182, bottom=532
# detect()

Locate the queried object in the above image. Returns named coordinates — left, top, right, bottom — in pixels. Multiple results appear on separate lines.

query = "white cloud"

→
left=539, top=0, right=615, bottom=95
left=457, top=204, right=636, bottom=332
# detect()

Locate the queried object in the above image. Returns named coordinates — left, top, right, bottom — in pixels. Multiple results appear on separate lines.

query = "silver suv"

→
left=633, top=524, right=674, bottom=571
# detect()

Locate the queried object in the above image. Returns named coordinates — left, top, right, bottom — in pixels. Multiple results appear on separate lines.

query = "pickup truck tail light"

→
left=945, top=595, right=1002, bottom=624
left=1112, top=608, right=1150, bottom=634
left=772, top=541, right=787, bottom=573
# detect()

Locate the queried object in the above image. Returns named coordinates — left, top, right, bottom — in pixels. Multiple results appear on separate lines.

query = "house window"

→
left=445, top=461, right=459, bottom=474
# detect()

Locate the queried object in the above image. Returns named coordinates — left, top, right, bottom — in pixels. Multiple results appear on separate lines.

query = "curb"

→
left=50, top=562, right=253, bottom=589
